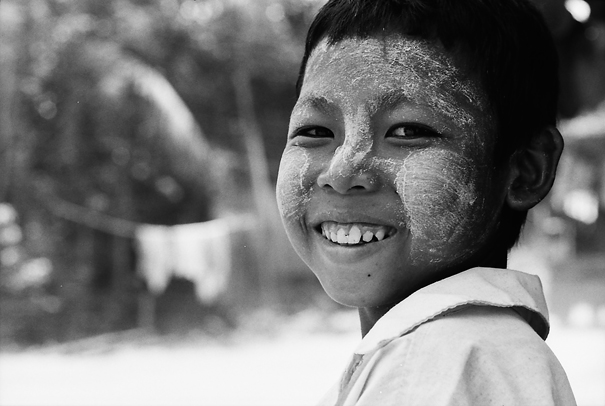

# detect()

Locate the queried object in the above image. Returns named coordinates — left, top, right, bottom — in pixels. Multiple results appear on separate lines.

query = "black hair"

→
left=295, top=0, right=559, bottom=251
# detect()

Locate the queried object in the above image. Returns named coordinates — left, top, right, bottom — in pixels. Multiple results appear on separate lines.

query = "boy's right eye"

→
left=294, top=126, right=334, bottom=139
left=290, top=126, right=334, bottom=146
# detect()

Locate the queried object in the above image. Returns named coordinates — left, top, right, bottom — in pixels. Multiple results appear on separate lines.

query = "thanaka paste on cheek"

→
left=276, top=148, right=311, bottom=222
left=395, top=149, right=489, bottom=261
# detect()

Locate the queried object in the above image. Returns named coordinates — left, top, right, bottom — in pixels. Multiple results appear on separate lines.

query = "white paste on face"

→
left=302, top=37, right=489, bottom=135
left=368, top=156, right=408, bottom=225
left=327, top=106, right=373, bottom=180
left=277, top=35, right=499, bottom=270
left=276, top=148, right=311, bottom=220
left=395, top=149, right=487, bottom=261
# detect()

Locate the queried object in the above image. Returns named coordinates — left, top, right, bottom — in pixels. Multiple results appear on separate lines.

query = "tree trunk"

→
left=232, top=64, right=278, bottom=306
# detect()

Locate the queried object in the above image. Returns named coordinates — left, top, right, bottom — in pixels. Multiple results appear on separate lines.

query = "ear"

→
left=506, top=126, right=564, bottom=210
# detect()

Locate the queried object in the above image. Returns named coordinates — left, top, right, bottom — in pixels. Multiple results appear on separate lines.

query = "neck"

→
left=357, top=249, right=509, bottom=338
left=481, top=248, right=508, bottom=269
left=358, top=305, right=391, bottom=338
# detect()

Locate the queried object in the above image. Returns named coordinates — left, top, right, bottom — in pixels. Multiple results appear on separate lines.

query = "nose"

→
left=317, top=142, right=377, bottom=194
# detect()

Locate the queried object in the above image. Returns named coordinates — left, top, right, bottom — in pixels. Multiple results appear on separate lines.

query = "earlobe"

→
left=506, top=126, right=564, bottom=210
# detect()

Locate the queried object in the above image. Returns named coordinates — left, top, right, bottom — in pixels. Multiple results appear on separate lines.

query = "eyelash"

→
left=387, top=124, right=441, bottom=139
left=293, top=126, right=334, bottom=139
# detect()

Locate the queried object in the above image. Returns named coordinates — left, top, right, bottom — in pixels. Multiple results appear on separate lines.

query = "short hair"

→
left=295, top=0, right=559, bottom=251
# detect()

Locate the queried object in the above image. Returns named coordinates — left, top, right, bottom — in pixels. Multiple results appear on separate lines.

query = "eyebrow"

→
left=368, top=88, right=479, bottom=130
left=367, top=90, right=412, bottom=115
left=293, top=95, right=340, bottom=116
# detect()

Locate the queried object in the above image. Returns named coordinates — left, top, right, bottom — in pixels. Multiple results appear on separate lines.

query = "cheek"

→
left=396, top=150, right=492, bottom=260
left=276, top=148, right=312, bottom=223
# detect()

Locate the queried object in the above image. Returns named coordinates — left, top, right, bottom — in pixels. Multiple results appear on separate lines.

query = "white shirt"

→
left=320, top=268, right=577, bottom=406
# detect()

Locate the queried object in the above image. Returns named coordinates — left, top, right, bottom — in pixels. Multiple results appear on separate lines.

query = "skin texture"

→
left=276, top=36, right=511, bottom=335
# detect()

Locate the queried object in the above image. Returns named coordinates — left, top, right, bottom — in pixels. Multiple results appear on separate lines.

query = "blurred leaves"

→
left=1, top=0, right=323, bottom=224
left=0, top=0, right=320, bottom=344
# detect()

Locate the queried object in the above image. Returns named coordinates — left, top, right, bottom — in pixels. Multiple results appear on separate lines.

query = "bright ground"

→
left=0, top=311, right=603, bottom=406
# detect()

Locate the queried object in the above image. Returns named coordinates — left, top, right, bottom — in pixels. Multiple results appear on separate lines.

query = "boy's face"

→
left=276, top=36, right=508, bottom=308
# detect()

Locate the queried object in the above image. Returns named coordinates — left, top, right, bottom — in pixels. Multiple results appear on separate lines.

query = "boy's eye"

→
left=387, top=125, right=440, bottom=140
left=294, top=126, right=334, bottom=139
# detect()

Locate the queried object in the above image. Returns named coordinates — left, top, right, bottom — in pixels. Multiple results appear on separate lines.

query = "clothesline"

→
left=40, top=191, right=257, bottom=304
left=42, top=192, right=139, bottom=238
left=39, top=190, right=256, bottom=237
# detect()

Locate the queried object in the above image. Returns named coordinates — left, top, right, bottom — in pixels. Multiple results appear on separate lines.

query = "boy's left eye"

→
left=387, top=125, right=440, bottom=140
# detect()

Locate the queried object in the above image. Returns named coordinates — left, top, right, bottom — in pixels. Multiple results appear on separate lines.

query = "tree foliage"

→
left=0, top=0, right=321, bottom=344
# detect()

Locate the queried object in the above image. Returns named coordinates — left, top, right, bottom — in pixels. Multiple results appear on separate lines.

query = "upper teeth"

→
left=320, top=222, right=390, bottom=245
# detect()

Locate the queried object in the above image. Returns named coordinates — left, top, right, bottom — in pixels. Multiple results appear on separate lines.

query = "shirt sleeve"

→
left=355, top=306, right=577, bottom=406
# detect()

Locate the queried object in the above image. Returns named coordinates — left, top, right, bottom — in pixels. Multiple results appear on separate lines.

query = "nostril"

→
left=317, top=174, right=333, bottom=190
left=317, top=169, right=378, bottom=194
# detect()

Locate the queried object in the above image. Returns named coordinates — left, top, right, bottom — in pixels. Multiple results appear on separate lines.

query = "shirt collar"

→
left=355, top=267, right=550, bottom=355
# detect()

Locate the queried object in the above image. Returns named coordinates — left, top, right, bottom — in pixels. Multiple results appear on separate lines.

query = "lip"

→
left=309, top=211, right=398, bottom=231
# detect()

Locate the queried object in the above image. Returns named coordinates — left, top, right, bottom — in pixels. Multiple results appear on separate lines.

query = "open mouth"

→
left=319, top=221, right=396, bottom=245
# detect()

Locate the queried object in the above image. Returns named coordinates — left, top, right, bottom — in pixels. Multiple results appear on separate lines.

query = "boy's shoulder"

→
left=356, top=267, right=549, bottom=354
left=333, top=269, right=577, bottom=405
left=407, top=304, right=548, bottom=361
left=360, top=305, right=575, bottom=406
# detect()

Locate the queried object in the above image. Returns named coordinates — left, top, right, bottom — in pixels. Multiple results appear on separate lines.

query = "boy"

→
left=276, top=0, right=576, bottom=405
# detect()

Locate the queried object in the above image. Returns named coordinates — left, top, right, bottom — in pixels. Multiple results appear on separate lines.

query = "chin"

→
left=325, top=291, right=370, bottom=308
left=318, top=278, right=397, bottom=309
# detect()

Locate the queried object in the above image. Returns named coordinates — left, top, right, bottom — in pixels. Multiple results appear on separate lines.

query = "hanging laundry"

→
left=172, top=218, right=232, bottom=304
left=135, top=225, right=172, bottom=295
left=135, top=216, right=246, bottom=305
left=194, top=219, right=231, bottom=304
left=172, top=222, right=207, bottom=281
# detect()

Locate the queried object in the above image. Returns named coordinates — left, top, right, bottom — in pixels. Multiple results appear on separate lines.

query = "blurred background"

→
left=0, top=0, right=603, bottom=405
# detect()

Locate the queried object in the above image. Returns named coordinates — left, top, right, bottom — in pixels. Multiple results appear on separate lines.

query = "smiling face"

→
left=276, top=36, right=509, bottom=308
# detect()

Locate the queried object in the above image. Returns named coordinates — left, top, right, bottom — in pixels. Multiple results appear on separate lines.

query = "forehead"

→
left=298, top=36, right=490, bottom=132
